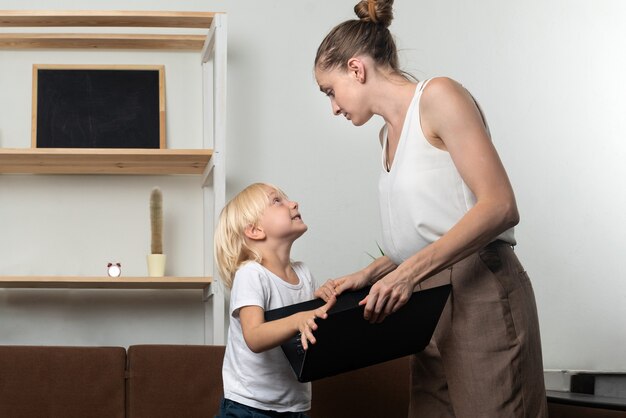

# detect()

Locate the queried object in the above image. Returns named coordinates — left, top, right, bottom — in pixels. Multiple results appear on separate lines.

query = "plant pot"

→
left=147, top=254, right=166, bottom=277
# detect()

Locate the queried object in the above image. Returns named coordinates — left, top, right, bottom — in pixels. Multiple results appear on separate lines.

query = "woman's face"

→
left=315, top=65, right=371, bottom=126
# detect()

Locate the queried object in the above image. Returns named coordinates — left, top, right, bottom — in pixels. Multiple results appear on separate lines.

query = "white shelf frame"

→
left=202, top=13, right=227, bottom=344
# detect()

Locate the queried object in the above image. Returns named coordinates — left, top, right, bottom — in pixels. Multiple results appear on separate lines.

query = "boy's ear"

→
left=244, top=224, right=266, bottom=241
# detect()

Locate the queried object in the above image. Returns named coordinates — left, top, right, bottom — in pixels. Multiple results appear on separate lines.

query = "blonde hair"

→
left=214, top=183, right=287, bottom=288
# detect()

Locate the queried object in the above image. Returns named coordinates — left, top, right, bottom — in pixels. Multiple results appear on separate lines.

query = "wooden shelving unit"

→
left=0, top=10, right=228, bottom=342
left=0, top=10, right=215, bottom=28
left=0, top=276, right=212, bottom=290
left=0, top=148, right=212, bottom=175
left=0, top=33, right=208, bottom=50
left=0, top=10, right=216, bottom=50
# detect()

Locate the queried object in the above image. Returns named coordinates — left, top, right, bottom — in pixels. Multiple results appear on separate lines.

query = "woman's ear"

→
left=244, top=224, right=266, bottom=241
left=347, top=57, right=366, bottom=83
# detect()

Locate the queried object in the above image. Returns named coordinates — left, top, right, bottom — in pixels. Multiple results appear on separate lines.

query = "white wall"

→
left=1, top=0, right=625, bottom=371
left=395, top=0, right=626, bottom=372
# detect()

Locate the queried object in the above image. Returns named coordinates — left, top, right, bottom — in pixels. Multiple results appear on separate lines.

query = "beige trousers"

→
left=409, top=241, right=548, bottom=418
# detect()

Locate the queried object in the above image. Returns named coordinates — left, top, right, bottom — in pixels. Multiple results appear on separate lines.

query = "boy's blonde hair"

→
left=214, top=182, right=287, bottom=288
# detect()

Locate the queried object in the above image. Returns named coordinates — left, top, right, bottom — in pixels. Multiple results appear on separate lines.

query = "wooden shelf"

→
left=0, top=33, right=207, bottom=50
left=0, top=10, right=216, bottom=50
left=0, top=148, right=212, bottom=175
left=0, top=10, right=215, bottom=28
left=0, top=276, right=212, bottom=290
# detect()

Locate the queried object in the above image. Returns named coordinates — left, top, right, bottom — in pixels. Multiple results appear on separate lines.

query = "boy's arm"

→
left=239, top=297, right=335, bottom=354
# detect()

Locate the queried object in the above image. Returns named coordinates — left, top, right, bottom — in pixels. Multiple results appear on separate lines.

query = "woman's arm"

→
left=239, top=296, right=336, bottom=353
left=363, top=77, right=519, bottom=322
left=315, top=255, right=398, bottom=301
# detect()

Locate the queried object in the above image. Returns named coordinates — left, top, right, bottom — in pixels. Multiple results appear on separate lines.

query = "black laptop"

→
left=264, top=284, right=451, bottom=382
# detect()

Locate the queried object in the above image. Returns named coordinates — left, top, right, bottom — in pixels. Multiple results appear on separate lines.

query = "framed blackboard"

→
left=32, top=65, right=165, bottom=149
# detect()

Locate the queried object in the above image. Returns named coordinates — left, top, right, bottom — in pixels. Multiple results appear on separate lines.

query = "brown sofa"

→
left=0, top=344, right=409, bottom=418
left=2, top=345, right=624, bottom=417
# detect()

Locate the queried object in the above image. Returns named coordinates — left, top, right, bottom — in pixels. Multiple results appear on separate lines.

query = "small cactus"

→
left=150, top=187, right=163, bottom=254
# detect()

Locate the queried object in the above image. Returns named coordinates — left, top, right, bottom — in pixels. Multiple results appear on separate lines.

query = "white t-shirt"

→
left=222, top=261, right=315, bottom=412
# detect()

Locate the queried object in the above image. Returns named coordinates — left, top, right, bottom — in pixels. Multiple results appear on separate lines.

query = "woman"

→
left=313, top=1, right=548, bottom=416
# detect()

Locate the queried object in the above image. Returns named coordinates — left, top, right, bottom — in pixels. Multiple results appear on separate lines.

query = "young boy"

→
left=214, top=183, right=335, bottom=417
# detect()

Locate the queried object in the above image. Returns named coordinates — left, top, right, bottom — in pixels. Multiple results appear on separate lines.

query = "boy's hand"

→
left=315, top=270, right=370, bottom=301
left=295, top=296, right=336, bottom=350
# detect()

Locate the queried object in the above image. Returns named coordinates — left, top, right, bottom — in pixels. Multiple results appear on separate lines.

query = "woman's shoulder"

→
left=421, top=77, right=467, bottom=101
left=420, top=76, right=477, bottom=120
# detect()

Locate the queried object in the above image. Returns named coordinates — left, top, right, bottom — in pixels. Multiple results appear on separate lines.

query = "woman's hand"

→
left=294, top=296, right=336, bottom=350
left=359, top=267, right=414, bottom=324
left=315, top=270, right=370, bottom=301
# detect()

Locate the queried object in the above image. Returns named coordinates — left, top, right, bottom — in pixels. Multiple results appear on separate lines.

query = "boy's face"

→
left=257, top=187, right=308, bottom=241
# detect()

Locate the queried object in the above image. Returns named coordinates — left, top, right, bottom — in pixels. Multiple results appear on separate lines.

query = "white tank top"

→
left=378, top=79, right=515, bottom=265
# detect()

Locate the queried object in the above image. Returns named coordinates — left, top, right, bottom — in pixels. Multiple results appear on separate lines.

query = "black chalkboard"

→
left=33, top=65, right=165, bottom=149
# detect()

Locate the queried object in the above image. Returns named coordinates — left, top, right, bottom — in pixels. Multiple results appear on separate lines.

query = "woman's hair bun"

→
left=354, top=0, right=394, bottom=28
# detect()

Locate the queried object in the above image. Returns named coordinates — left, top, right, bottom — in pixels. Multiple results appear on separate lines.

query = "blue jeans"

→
left=216, top=398, right=310, bottom=418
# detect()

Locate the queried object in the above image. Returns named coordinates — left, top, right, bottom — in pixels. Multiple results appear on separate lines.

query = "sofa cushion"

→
left=0, top=345, right=126, bottom=418
left=126, top=344, right=225, bottom=418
